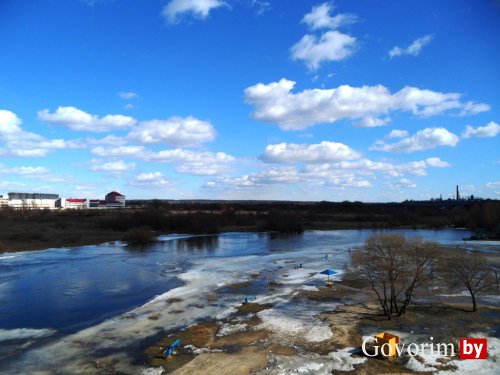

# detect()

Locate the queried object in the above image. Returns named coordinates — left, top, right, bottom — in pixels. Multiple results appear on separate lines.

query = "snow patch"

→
left=256, top=308, right=332, bottom=342
left=406, top=356, right=437, bottom=372
left=141, top=367, right=164, bottom=375
left=0, top=328, right=57, bottom=342
left=255, top=350, right=365, bottom=375
left=328, top=347, right=367, bottom=371
left=216, top=323, right=247, bottom=337
left=184, top=344, right=223, bottom=355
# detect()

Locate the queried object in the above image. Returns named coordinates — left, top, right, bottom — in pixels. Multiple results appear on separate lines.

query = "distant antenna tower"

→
left=456, top=185, right=460, bottom=201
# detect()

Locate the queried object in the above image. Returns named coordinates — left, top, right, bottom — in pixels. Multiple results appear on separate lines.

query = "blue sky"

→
left=0, top=0, right=499, bottom=201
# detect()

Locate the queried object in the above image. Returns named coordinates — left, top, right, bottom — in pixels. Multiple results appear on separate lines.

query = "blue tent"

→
left=320, top=268, right=337, bottom=282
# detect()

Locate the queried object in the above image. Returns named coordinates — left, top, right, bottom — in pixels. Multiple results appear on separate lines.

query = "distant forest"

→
left=97, top=199, right=498, bottom=235
left=1, top=199, right=499, bottom=240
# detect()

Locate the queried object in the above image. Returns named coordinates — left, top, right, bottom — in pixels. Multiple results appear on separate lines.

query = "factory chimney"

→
left=456, top=185, right=460, bottom=201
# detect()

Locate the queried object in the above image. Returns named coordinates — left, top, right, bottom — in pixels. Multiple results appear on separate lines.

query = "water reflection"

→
left=267, top=232, right=303, bottom=240
left=164, top=235, right=219, bottom=254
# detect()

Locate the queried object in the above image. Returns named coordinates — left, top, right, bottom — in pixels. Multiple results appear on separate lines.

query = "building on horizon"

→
left=0, top=194, right=8, bottom=207
left=104, top=191, right=126, bottom=207
left=7, top=192, right=59, bottom=209
left=55, top=198, right=88, bottom=209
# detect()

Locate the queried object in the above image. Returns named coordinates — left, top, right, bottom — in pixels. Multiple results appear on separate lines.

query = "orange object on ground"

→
left=374, top=332, right=400, bottom=357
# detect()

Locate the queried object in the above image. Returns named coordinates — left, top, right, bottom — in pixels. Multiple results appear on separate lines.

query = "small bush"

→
left=122, top=226, right=156, bottom=245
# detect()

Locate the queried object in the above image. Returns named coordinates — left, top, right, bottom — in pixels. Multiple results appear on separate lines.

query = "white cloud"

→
left=260, top=141, right=360, bottom=163
left=486, top=182, right=500, bottom=188
left=425, top=157, right=451, bottom=168
left=462, top=121, right=500, bottom=138
left=385, top=178, right=416, bottom=189
left=128, top=116, right=216, bottom=146
left=0, top=109, right=81, bottom=157
left=371, top=127, right=459, bottom=153
left=244, top=79, right=486, bottom=130
left=204, top=150, right=453, bottom=197
left=250, top=167, right=302, bottom=184
left=88, top=135, right=129, bottom=146
left=38, top=106, right=137, bottom=132
left=162, top=0, right=226, bottom=24
left=0, top=109, right=22, bottom=134
left=129, top=172, right=172, bottom=188
left=387, top=129, right=409, bottom=139
left=314, top=158, right=444, bottom=177
left=2, top=166, right=50, bottom=176
left=389, top=34, right=433, bottom=58
left=459, top=101, right=490, bottom=116
left=291, top=30, right=356, bottom=70
left=118, top=91, right=138, bottom=100
left=91, top=160, right=135, bottom=173
left=355, top=116, right=390, bottom=127
left=291, top=2, right=357, bottom=70
left=0, top=164, right=67, bottom=183
left=302, top=2, right=357, bottom=30
left=145, top=148, right=234, bottom=175
left=0, top=180, right=25, bottom=189
left=91, top=145, right=145, bottom=157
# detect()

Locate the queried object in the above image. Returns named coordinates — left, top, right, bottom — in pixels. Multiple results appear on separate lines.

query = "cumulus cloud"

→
left=0, top=164, right=62, bottom=183
left=0, top=180, right=25, bottom=189
left=462, top=121, right=500, bottom=138
left=91, top=145, right=145, bottom=157
left=291, top=31, right=356, bottom=70
left=244, top=79, right=487, bottom=130
left=129, top=172, right=172, bottom=188
left=88, top=135, right=129, bottom=146
left=459, top=101, right=491, bottom=116
left=205, top=145, right=450, bottom=195
left=425, top=157, right=451, bottom=168
left=387, top=129, right=409, bottom=139
left=302, top=2, right=357, bottom=30
left=0, top=109, right=81, bottom=157
left=315, top=157, right=449, bottom=177
left=389, top=34, right=433, bottom=58
left=128, top=116, right=216, bottom=146
left=145, top=148, right=234, bottom=175
left=291, top=2, right=357, bottom=70
left=260, top=141, right=360, bottom=163
left=91, top=160, right=135, bottom=174
left=7, top=165, right=66, bottom=182
left=4, top=166, right=49, bottom=176
left=370, top=127, right=459, bottom=153
left=38, top=106, right=137, bottom=132
left=162, top=0, right=226, bottom=24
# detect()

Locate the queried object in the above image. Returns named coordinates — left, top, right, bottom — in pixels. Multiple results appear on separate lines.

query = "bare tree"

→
left=351, top=234, right=437, bottom=319
left=449, top=252, right=491, bottom=312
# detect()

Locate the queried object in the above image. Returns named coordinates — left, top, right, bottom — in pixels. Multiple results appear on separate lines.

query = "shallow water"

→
left=0, top=228, right=484, bottom=373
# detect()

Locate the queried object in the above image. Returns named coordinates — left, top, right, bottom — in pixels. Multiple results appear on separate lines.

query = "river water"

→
left=1, top=228, right=494, bottom=374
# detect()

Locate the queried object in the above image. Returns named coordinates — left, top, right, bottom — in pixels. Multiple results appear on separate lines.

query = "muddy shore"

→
left=142, top=245, right=500, bottom=374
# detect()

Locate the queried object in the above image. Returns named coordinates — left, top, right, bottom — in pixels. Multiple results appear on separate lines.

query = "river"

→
left=1, top=228, right=495, bottom=374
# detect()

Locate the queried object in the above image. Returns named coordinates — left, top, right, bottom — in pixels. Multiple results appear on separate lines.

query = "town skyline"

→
left=1, top=0, right=499, bottom=201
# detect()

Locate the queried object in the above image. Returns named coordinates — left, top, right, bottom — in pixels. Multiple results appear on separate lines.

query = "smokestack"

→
left=456, top=185, right=460, bottom=201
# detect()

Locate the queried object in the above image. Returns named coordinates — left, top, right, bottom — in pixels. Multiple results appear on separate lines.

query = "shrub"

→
left=122, top=226, right=156, bottom=245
